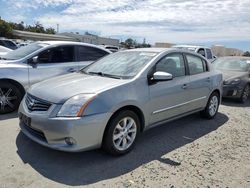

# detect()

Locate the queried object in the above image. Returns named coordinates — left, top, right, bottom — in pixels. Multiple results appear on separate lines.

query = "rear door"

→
left=184, top=53, right=212, bottom=110
left=76, top=46, right=109, bottom=69
left=28, top=45, right=78, bottom=86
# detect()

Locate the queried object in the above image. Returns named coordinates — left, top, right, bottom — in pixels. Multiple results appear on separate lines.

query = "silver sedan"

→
left=19, top=48, right=223, bottom=155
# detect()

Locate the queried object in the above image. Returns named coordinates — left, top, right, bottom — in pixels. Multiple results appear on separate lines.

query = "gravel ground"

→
left=0, top=99, right=249, bottom=188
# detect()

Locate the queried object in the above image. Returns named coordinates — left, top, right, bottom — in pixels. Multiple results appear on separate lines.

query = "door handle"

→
left=206, top=77, right=211, bottom=82
left=182, top=84, right=188, bottom=89
left=67, top=68, right=76, bottom=73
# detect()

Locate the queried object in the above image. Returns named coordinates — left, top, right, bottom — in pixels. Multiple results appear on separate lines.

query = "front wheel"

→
left=0, top=82, right=22, bottom=114
left=200, top=92, right=220, bottom=119
left=239, top=84, right=249, bottom=103
left=102, top=110, right=140, bottom=156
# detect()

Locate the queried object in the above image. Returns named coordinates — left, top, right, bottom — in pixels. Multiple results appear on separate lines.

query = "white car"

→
left=0, top=45, right=12, bottom=56
left=173, top=45, right=216, bottom=62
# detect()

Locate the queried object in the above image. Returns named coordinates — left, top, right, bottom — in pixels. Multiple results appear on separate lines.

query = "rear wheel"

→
left=0, top=82, right=22, bottom=114
left=102, top=110, right=140, bottom=156
left=239, top=84, right=249, bottom=103
left=200, top=92, right=220, bottom=119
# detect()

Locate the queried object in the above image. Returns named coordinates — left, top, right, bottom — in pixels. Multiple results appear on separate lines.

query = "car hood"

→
left=220, top=70, right=247, bottom=81
left=0, top=59, right=24, bottom=68
left=29, top=73, right=130, bottom=103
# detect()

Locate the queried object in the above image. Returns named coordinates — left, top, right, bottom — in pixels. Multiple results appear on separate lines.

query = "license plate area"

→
left=19, top=113, right=31, bottom=127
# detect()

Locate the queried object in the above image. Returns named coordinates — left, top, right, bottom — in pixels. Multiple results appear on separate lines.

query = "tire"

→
left=200, top=92, right=220, bottom=119
left=102, top=110, right=140, bottom=156
left=238, top=84, right=249, bottom=103
left=0, top=81, right=23, bottom=114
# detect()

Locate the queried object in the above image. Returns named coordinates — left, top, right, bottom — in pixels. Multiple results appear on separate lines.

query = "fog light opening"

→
left=65, top=137, right=76, bottom=145
left=233, top=90, right=238, bottom=96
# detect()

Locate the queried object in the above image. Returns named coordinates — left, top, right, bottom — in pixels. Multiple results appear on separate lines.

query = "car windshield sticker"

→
left=139, top=52, right=157, bottom=56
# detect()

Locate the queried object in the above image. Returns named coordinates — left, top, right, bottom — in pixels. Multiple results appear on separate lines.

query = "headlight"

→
left=57, top=94, right=95, bottom=117
left=224, top=78, right=241, bottom=85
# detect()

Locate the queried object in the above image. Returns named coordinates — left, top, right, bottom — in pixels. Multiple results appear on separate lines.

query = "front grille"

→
left=25, top=93, right=51, bottom=112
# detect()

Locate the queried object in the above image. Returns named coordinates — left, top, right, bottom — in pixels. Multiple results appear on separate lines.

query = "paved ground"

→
left=0, top=99, right=249, bottom=188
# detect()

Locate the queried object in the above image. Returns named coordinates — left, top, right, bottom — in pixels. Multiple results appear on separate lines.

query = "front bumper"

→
left=222, top=84, right=244, bottom=99
left=18, top=99, right=112, bottom=152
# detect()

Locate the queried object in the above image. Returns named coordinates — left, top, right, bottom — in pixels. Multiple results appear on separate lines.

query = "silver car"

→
left=19, top=48, right=223, bottom=155
left=0, top=41, right=110, bottom=114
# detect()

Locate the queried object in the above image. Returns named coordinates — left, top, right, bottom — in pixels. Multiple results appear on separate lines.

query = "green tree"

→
left=242, top=51, right=250, bottom=57
left=125, top=38, right=134, bottom=48
left=0, top=19, right=13, bottom=38
left=45, top=27, right=56, bottom=34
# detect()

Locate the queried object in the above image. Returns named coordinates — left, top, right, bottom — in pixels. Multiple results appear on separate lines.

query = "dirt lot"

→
left=0, top=99, right=249, bottom=188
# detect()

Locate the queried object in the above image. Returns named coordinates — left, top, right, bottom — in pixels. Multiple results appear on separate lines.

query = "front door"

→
left=148, top=53, right=190, bottom=125
left=28, top=45, right=78, bottom=86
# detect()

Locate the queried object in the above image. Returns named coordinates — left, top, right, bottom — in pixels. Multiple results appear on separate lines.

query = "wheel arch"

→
left=102, top=105, right=145, bottom=144
left=0, top=78, right=26, bottom=97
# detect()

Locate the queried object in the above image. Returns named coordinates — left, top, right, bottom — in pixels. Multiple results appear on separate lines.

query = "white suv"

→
left=173, top=45, right=216, bottom=62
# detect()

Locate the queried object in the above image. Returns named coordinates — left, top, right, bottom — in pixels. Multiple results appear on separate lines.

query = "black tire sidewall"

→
left=0, top=81, right=22, bottom=114
left=239, top=84, right=249, bottom=103
left=103, top=110, right=140, bottom=155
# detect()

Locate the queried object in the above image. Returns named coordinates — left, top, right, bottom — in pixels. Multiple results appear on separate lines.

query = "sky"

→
left=0, top=0, right=250, bottom=51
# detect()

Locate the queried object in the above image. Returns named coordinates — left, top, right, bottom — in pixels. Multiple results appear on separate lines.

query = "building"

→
left=212, top=45, right=244, bottom=57
left=12, top=30, right=78, bottom=41
left=59, top=32, right=119, bottom=46
left=154, top=42, right=175, bottom=48
left=12, top=30, right=119, bottom=46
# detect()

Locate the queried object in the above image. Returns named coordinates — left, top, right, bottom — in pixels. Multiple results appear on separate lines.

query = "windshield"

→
left=213, top=58, right=250, bottom=72
left=2, top=43, right=48, bottom=60
left=82, top=51, right=158, bottom=79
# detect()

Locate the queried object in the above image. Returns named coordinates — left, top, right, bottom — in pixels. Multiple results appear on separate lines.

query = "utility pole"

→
left=56, top=24, right=59, bottom=33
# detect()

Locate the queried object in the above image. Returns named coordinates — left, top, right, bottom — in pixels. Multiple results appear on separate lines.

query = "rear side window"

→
left=206, top=49, right=213, bottom=59
left=77, top=46, right=109, bottom=61
left=38, top=46, right=74, bottom=63
left=186, top=54, right=207, bottom=75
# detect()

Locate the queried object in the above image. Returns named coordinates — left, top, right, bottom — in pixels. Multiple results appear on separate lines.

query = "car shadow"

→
left=0, top=111, right=18, bottom=121
left=16, top=112, right=228, bottom=186
left=222, top=98, right=250, bottom=107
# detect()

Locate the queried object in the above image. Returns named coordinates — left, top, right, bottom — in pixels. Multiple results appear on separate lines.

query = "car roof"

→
left=36, top=41, right=111, bottom=53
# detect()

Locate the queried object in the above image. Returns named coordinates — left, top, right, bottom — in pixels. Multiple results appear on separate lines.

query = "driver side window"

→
left=155, top=53, right=186, bottom=78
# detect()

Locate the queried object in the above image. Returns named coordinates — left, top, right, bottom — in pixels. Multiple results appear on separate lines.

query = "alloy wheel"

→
left=112, top=117, right=137, bottom=151
left=242, top=85, right=249, bottom=102
left=208, top=95, right=218, bottom=117
left=0, top=87, right=18, bottom=111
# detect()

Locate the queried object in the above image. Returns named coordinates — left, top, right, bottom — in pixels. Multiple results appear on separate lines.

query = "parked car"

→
left=19, top=48, right=223, bottom=155
left=0, top=41, right=110, bottom=114
left=101, top=45, right=119, bottom=53
left=0, top=38, right=18, bottom=50
left=173, top=45, right=216, bottom=62
left=213, top=56, right=250, bottom=103
left=0, top=45, right=12, bottom=56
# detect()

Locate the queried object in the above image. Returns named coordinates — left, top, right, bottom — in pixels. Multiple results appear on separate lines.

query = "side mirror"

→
left=32, top=56, right=38, bottom=64
left=152, top=71, right=173, bottom=82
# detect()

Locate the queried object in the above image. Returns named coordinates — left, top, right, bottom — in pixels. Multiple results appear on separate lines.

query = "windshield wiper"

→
left=88, top=71, right=122, bottom=79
